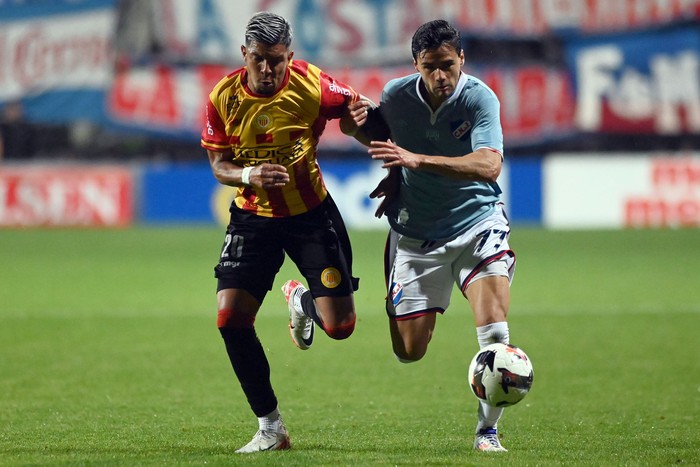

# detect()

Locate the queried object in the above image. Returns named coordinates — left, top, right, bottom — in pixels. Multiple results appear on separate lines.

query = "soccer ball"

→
left=468, top=343, right=534, bottom=407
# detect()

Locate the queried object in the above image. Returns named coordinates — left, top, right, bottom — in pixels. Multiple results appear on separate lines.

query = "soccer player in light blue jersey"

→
left=347, top=19, right=517, bottom=452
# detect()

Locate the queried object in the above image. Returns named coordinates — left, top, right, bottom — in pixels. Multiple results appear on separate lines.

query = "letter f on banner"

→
left=575, top=45, right=622, bottom=131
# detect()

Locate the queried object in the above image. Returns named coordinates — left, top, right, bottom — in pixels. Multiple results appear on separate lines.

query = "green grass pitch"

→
left=1, top=227, right=699, bottom=465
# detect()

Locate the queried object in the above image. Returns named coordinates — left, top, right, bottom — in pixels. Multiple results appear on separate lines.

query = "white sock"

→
left=258, top=407, right=282, bottom=432
left=474, top=322, right=509, bottom=432
left=476, top=401, right=504, bottom=433
left=476, top=321, right=510, bottom=349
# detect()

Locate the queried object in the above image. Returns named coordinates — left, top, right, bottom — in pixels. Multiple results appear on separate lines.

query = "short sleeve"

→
left=318, top=71, right=359, bottom=119
left=201, top=98, right=230, bottom=152
left=470, top=88, right=503, bottom=156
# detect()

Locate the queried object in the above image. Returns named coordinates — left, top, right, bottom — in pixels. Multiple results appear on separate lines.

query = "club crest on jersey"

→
left=255, top=112, right=272, bottom=129
left=390, top=282, right=403, bottom=305
left=451, top=120, right=471, bottom=141
left=321, top=267, right=341, bottom=288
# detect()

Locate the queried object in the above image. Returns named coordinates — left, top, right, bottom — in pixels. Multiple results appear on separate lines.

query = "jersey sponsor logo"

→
left=328, top=82, right=352, bottom=96
left=234, top=140, right=304, bottom=165
left=321, top=267, right=342, bottom=288
left=255, top=112, right=272, bottom=129
left=451, top=120, right=472, bottom=141
left=390, top=281, right=403, bottom=305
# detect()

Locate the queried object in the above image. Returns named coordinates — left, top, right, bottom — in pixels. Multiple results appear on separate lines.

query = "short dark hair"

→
left=411, top=20, right=461, bottom=60
left=245, top=11, right=293, bottom=47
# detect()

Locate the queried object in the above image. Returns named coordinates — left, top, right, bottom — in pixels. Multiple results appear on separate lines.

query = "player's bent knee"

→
left=324, top=315, right=356, bottom=340
left=217, top=309, right=255, bottom=329
left=393, top=343, right=427, bottom=362
left=395, top=354, right=420, bottom=364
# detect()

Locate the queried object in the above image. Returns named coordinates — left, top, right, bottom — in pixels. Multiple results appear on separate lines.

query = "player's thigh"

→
left=215, top=210, right=285, bottom=303
left=455, top=205, right=515, bottom=291
left=386, top=231, right=454, bottom=318
left=313, top=295, right=355, bottom=327
left=283, top=202, right=354, bottom=298
left=464, top=275, right=510, bottom=326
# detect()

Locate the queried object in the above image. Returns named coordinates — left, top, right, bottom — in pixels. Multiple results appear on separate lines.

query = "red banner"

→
left=479, top=66, right=575, bottom=143
left=0, top=166, right=133, bottom=227
left=108, top=63, right=575, bottom=148
left=0, top=7, right=114, bottom=101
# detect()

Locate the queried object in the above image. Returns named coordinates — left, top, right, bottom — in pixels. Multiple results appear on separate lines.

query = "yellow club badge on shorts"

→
left=320, top=267, right=341, bottom=289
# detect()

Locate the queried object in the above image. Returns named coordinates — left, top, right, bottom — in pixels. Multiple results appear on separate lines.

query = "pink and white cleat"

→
left=282, top=280, right=314, bottom=350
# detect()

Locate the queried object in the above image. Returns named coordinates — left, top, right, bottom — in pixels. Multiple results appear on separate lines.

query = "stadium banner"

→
left=544, top=153, right=700, bottom=229
left=0, top=0, right=116, bottom=122
left=138, top=157, right=539, bottom=228
left=0, top=0, right=114, bottom=22
left=107, top=64, right=412, bottom=146
left=139, top=160, right=389, bottom=229
left=0, top=165, right=133, bottom=227
left=476, top=66, right=575, bottom=145
left=507, top=156, right=542, bottom=225
left=140, top=163, right=220, bottom=224
left=150, top=0, right=700, bottom=66
left=107, top=63, right=574, bottom=148
left=445, top=0, right=700, bottom=36
left=567, top=27, right=700, bottom=135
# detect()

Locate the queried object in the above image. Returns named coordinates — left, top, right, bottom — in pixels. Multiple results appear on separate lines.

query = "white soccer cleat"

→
left=282, top=280, right=314, bottom=350
left=235, top=426, right=291, bottom=453
left=473, top=428, right=507, bottom=452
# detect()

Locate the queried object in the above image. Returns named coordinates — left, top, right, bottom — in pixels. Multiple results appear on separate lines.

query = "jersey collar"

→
left=415, top=72, right=468, bottom=123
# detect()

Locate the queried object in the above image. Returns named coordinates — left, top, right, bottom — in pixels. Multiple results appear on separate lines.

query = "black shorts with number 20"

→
left=215, top=195, right=359, bottom=304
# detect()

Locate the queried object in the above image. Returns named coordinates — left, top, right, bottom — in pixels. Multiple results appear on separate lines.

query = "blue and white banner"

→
left=566, top=27, right=700, bottom=135
left=0, top=0, right=114, bottom=22
left=138, top=157, right=542, bottom=228
left=0, top=0, right=116, bottom=123
left=3, top=0, right=698, bottom=150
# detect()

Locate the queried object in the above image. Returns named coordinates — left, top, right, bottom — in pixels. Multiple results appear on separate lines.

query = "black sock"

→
left=300, top=290, right=326, bottom=332
left=219, top=327, right=278, bottom=417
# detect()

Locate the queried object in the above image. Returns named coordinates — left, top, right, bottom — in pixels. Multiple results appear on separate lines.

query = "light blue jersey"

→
left=380, top=72, right=504, bottom=240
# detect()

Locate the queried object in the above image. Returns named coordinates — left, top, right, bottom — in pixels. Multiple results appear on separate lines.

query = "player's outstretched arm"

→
left=368, top=142, right=501, bottom=182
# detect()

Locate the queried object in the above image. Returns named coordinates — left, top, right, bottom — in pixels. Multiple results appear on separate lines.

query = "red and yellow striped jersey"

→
left=201, top=59, right=359, bottom=217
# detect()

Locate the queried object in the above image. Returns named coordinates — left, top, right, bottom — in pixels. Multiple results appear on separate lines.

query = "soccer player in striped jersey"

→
left=200, top=11, right=370, bottom=454
left=350, top=20, right=517, bottom=452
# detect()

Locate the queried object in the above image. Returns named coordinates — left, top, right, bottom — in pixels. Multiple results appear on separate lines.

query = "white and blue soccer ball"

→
left=468, top=343, right=534, bottom=407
